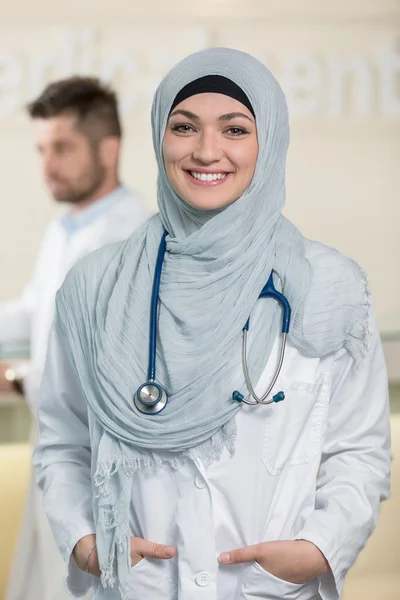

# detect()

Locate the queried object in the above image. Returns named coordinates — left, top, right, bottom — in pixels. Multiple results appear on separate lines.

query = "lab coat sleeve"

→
left=0, top=222, right=58, bottom=346
left=294, top=309, right=391, bottom=600
left=33, top=320, right=96, bottom=597
left=0, top=283, right=35, bottom=345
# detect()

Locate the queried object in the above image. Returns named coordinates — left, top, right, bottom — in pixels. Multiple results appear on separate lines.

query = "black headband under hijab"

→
left=169, top=75, right=255, bottom=117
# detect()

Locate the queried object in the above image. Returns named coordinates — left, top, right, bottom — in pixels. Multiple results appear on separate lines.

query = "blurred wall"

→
left=0, top=0, right=399, bottom=332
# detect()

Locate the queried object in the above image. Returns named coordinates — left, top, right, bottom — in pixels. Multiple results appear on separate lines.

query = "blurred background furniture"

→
left=0, top=443, right=31, bottom=598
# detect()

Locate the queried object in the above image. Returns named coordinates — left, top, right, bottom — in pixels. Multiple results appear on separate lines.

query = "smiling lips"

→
left=185, top=170, right=232, bottom=187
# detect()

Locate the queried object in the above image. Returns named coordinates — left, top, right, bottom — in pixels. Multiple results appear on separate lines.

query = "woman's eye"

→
left=226, top=127, right=247, bottom=136
left=171, top=124, right=195, bottom=133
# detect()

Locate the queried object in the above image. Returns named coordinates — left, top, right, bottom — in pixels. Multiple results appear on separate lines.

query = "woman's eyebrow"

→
left=219, top=112, right=254, bottom=123
left=169, top=109, right=199, bottom=120
left=168, top=109, right=254, bottom=123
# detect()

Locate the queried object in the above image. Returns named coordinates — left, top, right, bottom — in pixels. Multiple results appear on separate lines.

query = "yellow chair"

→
left=0, top=443, right=31, bottom=599
left=343, top=414, right=400, bottom=599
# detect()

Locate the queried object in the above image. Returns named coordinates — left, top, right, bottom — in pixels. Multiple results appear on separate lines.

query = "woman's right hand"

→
left=130, top=536, right=176, bottom=568
left=73, top=535, right=176, bottom=575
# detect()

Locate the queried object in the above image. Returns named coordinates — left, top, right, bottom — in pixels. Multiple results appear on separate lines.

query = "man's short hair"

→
left=27, top=76, right=122, bottom=141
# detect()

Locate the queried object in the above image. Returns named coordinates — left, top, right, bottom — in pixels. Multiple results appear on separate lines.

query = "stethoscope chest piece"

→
left=134, top=381, right=168, bottom=415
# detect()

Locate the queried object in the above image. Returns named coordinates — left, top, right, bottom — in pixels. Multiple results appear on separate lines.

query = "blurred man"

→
left=1, top=77, right=152, bottom=600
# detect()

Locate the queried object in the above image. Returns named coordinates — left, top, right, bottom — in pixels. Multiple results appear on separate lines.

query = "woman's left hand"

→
left=218, top=540, right=330, bottom=584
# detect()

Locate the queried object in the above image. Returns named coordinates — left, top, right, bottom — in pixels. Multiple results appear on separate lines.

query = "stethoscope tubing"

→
left=147, top=230, right=168, bottom=381
left=135, top=231, right=292, bottom=414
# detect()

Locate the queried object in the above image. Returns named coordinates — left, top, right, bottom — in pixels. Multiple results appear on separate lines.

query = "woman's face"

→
left=162, top=93, right=258, bottom=211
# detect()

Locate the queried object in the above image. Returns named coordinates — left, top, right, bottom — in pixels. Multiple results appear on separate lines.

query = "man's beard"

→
left=50, top=163, right=106, bottom=205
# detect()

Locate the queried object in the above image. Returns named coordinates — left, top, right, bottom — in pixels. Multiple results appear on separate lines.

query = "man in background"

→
left=0, top=76, right=152, bottom=600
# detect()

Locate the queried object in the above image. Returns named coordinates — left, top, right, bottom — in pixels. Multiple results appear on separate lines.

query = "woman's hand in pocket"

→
left=130, top=537, right=176, bottom=568
left=73, top=535, right=176, bottom=574
left=218, top=540, right=329, bottom=584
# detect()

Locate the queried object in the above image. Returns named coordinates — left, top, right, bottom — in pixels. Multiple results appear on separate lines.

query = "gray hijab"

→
left=55, top=47, right=370, bottom=598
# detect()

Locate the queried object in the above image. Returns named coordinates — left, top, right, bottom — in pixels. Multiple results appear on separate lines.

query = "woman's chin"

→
left=182, top=193, right=236, bottom=212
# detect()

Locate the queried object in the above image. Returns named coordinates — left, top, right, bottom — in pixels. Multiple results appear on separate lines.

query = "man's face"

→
left=34, top=113, right=105, bottom=205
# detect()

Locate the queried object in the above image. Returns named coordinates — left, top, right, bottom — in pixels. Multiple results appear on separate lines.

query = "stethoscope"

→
left=134, top=231, right=292, bottom=415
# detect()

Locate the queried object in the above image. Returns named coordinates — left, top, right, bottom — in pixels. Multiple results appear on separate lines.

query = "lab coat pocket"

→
left=261, top=373, right=330, bottom=475
left=239, top=562, right=319, bottom=599
left=127, top=557, right=177, bottom=599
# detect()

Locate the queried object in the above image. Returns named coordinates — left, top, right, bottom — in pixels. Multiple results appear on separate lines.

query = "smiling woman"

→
left=162, top=75, right=259, bottom=211
left=33, top=47, right=390, bottom=600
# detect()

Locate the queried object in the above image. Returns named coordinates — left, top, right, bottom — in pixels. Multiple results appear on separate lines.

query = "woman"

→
left=34, top=48, right=390, bottom=600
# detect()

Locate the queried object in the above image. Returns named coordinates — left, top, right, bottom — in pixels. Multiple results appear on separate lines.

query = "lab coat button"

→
left=195, top=475, right=207, bottom=489
left=195, top=571, right=211, bottom=587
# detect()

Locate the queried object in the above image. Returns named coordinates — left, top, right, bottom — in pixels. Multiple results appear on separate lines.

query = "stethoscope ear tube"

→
left=239, top=331, right=287, bottom=405
left=232, top=271, right=291, bottom=405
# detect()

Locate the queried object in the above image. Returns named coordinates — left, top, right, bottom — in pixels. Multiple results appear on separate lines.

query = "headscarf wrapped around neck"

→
left=54, top=47, right=370, bottom=598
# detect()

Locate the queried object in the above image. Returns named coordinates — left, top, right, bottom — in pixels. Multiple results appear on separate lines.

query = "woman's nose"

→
left=192, top=132, right=223, bottom=164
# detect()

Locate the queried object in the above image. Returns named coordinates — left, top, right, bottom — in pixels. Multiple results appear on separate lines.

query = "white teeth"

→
left=190, top=171, right=227, bottom=181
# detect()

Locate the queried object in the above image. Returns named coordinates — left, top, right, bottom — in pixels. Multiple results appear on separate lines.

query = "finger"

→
left=131, top=537, right=176, bottom=559
left=218, top=544, right=260, bottom=564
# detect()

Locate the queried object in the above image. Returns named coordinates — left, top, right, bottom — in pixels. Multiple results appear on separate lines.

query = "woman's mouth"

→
left=184, top=170, right=232, bottom=186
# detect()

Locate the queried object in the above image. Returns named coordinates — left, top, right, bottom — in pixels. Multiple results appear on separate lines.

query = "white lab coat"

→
left=33, top=239, right=391, bottom=600
left=2, top=186, right=152, bottom=600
